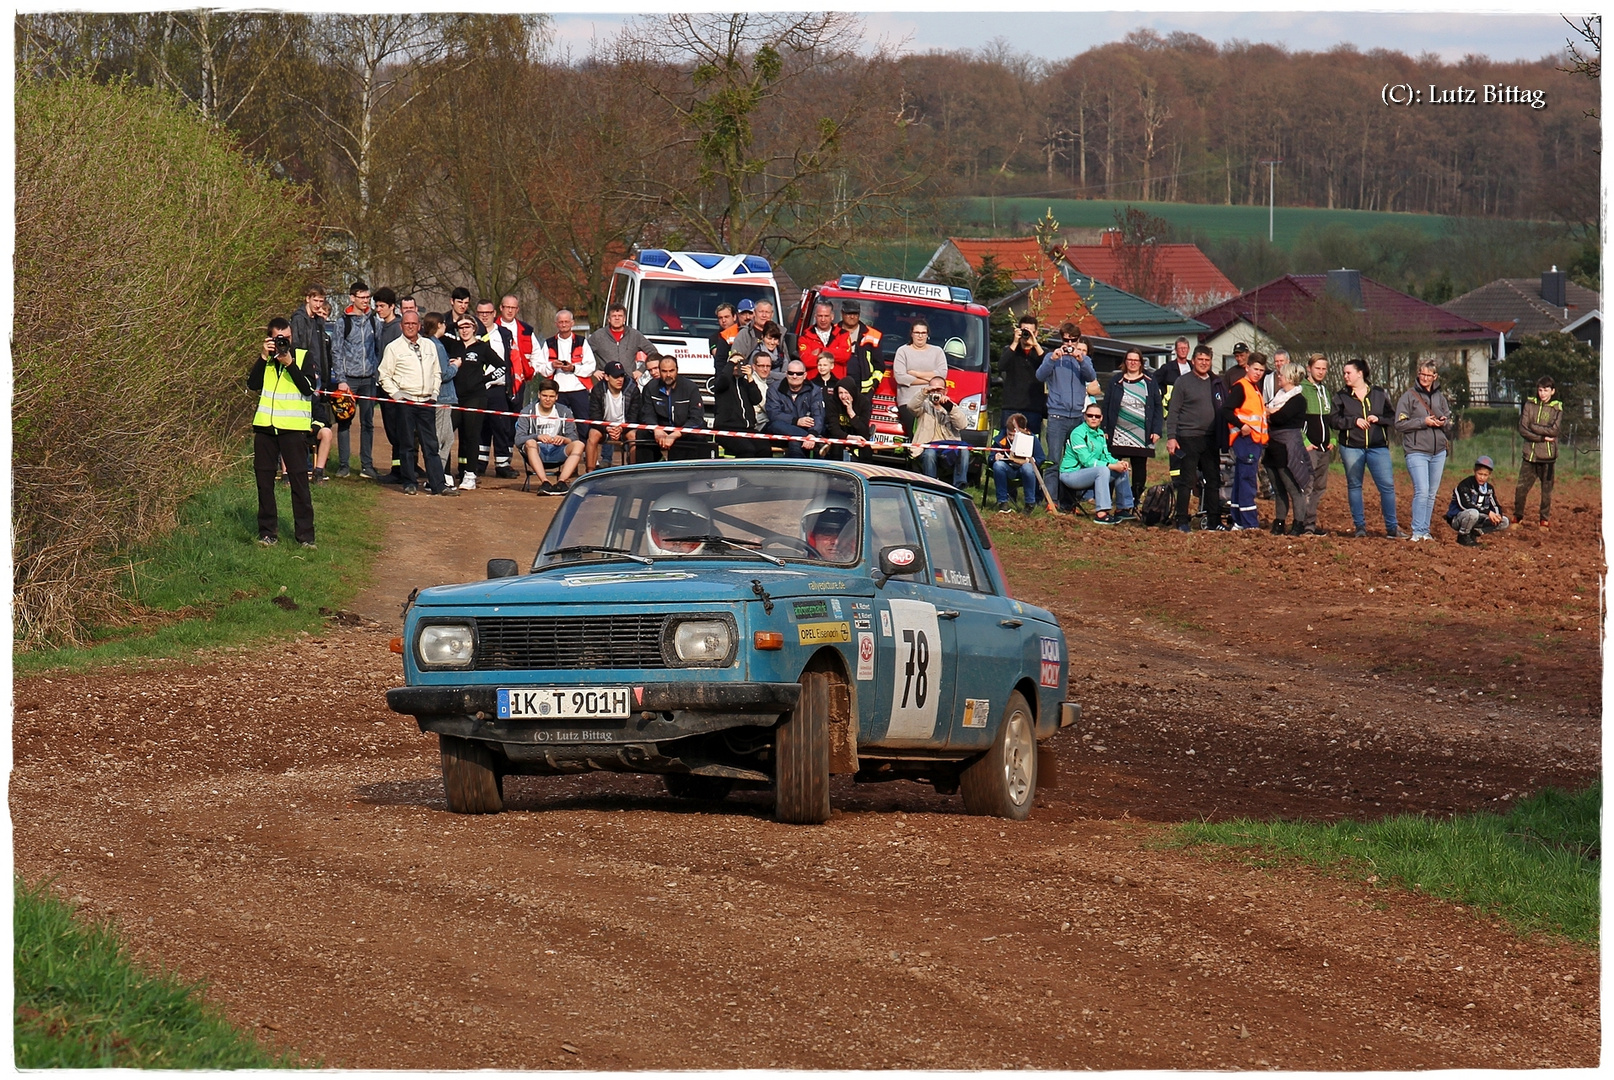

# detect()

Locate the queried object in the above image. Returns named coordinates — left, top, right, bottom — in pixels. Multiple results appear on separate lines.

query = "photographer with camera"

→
left=248, top=317, right=316, bottom=547
left=998, top=315, right=1047, bottom=439
left=1036, top=323, right=1101, bottom=474
left=911, top=376, right=973, bottom=488
left=713, top=343, right=766, bottom=458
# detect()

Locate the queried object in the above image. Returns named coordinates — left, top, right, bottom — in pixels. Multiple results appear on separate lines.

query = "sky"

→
left=544, top=7, right=1581, bottom=66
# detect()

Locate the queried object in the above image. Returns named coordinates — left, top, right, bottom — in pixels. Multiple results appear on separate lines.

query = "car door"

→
left=863, top=483, right=956, bottom=747
left=904, top=489, right=1023, bottom=752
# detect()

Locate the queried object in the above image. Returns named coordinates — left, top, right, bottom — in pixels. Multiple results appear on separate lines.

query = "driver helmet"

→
left=942, top=337, right=968, bottom=361
left=647, top=492, right=712, bottom=555
left=801, top=493, right=858, bottom=561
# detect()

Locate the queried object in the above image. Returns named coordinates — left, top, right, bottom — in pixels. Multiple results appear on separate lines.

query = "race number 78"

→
left=900, top=627, right=930, bottom=708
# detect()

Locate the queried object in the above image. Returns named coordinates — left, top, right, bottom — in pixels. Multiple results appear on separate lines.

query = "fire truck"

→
left=606, top=250, right=783, bottom=416
left=791, top=273, right=993, bottom=446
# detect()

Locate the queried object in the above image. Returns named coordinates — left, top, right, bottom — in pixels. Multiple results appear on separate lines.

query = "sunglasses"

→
left=1084, top=413, right=1103, bottom=419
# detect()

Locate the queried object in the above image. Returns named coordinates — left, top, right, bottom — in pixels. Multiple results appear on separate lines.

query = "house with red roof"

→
left=1193, top=270, right=1499, bottom=402
left=1061, top=229, right=1238, bottom=313
left=918, top=238, right=1209, bottom=359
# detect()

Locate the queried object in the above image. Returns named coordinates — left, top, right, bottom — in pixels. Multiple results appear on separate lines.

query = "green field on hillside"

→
left=954, top=197, right=1458, bottom=249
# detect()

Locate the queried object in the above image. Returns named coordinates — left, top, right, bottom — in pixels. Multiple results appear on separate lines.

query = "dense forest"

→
left=16, top=12, right=1599, bottom=313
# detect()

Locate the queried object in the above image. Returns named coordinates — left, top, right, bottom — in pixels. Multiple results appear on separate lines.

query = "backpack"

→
left=1139, top=481, right=1175, bottom=526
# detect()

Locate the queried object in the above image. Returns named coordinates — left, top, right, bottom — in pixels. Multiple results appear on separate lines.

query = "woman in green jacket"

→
left=1057, top=403, right=1134, bottom=523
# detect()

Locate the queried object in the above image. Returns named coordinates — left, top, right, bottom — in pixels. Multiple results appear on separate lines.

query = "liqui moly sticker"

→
left=1039, top=636, right=1062, bottom=688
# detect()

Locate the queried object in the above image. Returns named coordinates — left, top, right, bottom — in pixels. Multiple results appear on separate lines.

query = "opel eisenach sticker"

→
left=798, top=621, right=852, bottom=645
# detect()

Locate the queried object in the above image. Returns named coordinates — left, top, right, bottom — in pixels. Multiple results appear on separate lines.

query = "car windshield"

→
left=637, top=282, right=778, bottom=337
left=537, top=467, right=863, bottom=567
left=838, top=298, right=989, bottom=372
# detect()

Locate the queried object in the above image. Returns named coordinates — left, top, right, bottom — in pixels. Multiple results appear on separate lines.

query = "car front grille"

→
left=475, top=615, right=669, bottom=671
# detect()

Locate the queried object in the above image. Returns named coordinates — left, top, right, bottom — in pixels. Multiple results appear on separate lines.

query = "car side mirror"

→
left=487, top=558, right=520, bottom=579
left=877, top=545, right=925, bottom=578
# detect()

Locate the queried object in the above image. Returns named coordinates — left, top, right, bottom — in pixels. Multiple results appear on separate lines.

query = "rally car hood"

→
left=410, top=562, right=873, bottom=609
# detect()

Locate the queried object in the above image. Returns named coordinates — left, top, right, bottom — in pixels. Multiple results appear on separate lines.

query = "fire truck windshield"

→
left=845, top=299, right=988, bottom=372
left=637, top=282, right=778, bottom=337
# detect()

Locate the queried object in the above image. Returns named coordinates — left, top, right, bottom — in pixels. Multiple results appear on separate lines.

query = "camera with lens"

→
left=272, top=335, right=293, bottom=357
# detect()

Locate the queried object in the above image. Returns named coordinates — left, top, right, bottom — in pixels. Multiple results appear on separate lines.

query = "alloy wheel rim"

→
left=1003, top=711, right=1034, bottom=805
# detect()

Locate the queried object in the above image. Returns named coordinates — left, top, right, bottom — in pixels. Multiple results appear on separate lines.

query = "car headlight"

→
left=416, top=623, right=475, bottom=668
left=670, top=618, right=734, bottom=665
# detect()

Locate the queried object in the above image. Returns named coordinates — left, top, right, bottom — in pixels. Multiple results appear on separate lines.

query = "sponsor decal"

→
left=886, top=546, right=916, bottom=567
left=829, top=597, right=843, bottom=618
left=961, top=698, right=991, bottom=729
left=1040, top=636, right=1062, bottom=688
left=853, top=616, right=872, bottom=630
left=880, top=609, right=893, bottom=637
left=856, top=632, right=875, bottom=680
left=885, top=599, right=942, bottom=739
left=791, top=599, right=828, bottom=621
left=808, top=580, right=847, bottom=591
left=798, top=621, right=851, bottom=645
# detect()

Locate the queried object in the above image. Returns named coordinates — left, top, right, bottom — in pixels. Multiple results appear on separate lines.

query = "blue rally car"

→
left=386, top=460, right=1078, bottom=824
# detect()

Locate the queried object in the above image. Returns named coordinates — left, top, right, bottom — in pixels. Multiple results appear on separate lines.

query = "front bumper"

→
left=387, top=680, right=801, bottom=746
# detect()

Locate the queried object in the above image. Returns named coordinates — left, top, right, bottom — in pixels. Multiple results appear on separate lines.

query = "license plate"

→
left=497, top=687, right=632, bottom=720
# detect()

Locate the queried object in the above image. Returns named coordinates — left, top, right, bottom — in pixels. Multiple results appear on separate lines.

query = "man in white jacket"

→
left=378, top=312, right=451, bottom=496
left=537, top=308, right=596, bottom=425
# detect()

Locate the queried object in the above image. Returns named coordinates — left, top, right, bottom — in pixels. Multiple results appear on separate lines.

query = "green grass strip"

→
left=13, top=878, right=299, bottom=1067
left=15, top=459, right=384, bottom=674
left=1174, top=783, right=1600, bottom=943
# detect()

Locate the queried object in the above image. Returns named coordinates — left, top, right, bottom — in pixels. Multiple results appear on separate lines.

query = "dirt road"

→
left=11, top=467, right=1599, bottom=1067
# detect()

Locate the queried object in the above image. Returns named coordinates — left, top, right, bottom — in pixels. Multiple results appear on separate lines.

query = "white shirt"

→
left=538, top=334, right=597, bottom=393
left=602, top=388, right=626, bottom=425
left=481, top=323, right=506, bottom=359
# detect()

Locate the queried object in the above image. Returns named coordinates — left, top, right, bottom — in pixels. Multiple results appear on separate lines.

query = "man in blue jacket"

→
left=766, top=360, right=825, bottom=459
left=1035, top=325, right=1101, bottom=469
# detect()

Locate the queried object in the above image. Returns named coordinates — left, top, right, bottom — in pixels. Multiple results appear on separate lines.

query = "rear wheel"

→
left=440, top=734, right=504, bottom=814
left=663, top=774, right=736, bottom=802
left=960, top=691, right=1037, bottom=820
left=774, top=671, right=831, bottom=824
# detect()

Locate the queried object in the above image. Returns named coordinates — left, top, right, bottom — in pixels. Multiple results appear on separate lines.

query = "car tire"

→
left=960, top=690, right=1037, bottom=820
left=440, top=734, right=504, bottom=814
left=663, top=774, right=736, bottom=802
left=774, top=671, right=831, bottom=824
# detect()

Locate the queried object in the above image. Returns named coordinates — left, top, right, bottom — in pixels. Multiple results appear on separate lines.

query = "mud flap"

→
left=1036, top=744, right=1059, bottom=789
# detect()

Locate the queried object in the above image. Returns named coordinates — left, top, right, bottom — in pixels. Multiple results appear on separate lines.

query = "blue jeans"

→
left=1044, top=415, right=1081, bottom=470
left=919, top=444, right=969, bottom=487
left=1230, top=434, right=1264, bottom=528
left=1339, top=445, right=1398, bottom=532
left=991, top=457, right=1041, bottom=504
left=1404, top=450, right=1447, bottom=537
left=1059, top=465, right=1133, bottom=513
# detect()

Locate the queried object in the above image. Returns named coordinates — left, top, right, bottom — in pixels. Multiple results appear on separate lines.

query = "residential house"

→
left=1441, top=268, right=1601, bottom=359
left=1060, top=228, right=1238, bottom=313
left=918, top=237, right=1208, bottom=374
left=1193, top=270, right=1497, bottom=402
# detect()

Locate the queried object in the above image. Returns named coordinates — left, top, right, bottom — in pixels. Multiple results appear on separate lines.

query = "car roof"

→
left=596, top=457, right=962, bottom=496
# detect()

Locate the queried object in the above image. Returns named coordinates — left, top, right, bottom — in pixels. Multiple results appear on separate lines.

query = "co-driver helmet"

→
left=647, top=492, right=712, bottom=555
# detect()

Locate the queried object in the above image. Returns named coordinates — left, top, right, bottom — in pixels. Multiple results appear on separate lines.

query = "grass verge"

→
left=15, top=460, right=384, bottom=674
left=14, top=878, right=298, bottom=1067
left=1173, top=784, right=1600, bottom=943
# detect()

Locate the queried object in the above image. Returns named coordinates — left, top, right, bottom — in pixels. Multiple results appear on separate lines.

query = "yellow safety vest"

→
left=253, top=360, right=313, bottom=432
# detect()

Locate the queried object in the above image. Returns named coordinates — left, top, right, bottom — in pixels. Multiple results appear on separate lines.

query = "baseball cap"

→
left=1474, top=455, right=1495, bottom=469
left=603, top=360, right=627, bottom=378
left=1232, top=342, right=1250, bottom=355
left=737, top=299, right=755, bottom=313
left=840, top=299, right=861, bottom=313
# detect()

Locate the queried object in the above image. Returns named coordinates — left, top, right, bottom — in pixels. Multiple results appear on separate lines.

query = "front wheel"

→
left=960, top=691, right=1037, bottom=820
left=774, top=671, right=831, bottom=824
left=440, top=734, right=504, bottom=814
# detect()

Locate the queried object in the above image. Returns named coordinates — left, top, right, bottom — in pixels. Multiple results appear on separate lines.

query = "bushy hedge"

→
left=14, top=78, right=307, bottom=648
left=1460, top=407, right=1517, bottom=436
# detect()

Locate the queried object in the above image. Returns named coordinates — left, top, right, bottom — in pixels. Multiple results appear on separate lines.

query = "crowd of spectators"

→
left=257, top=285, right=1560, bottom=550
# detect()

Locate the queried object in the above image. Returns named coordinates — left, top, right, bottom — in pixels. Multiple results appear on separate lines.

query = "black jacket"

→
left=998, top=343, right=1048, bottom=413
left=588, top=378, right=641, bottom=427
left=1329, top=385, right=1395, bottom=449
left=1100, top=372, right=1163, bottom=457
left=1445, top=475, right=1502, bottom=523
left=713, top=361, right=763, bottom=433
left=453, top=339, right=504, bottom=399
left=638, top=376, right=706, bottom=429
